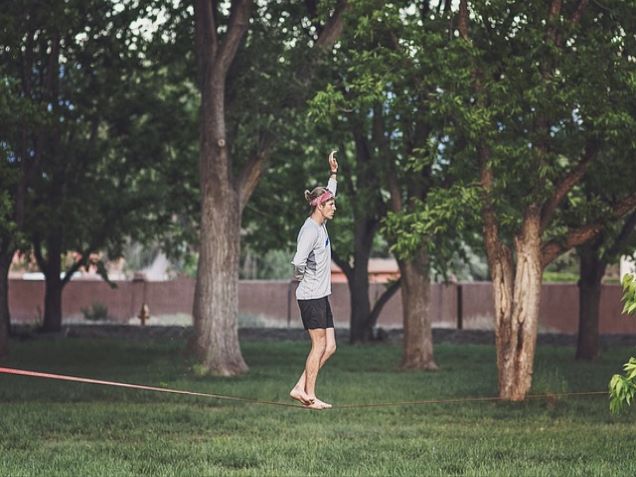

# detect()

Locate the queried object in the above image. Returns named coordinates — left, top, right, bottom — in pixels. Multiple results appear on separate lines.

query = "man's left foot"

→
left=304, top=398, right=332, bottom=410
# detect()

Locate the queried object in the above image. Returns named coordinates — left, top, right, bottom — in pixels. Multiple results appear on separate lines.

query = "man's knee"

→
left=325, top=343, right=336, bottom=358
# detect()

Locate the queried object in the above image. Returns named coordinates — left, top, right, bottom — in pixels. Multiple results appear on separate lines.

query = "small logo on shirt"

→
left=325, top=237, right=329, bottom=247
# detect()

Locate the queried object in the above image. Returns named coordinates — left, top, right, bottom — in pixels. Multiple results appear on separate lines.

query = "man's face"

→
left=319, top=199, right=336, bottom=220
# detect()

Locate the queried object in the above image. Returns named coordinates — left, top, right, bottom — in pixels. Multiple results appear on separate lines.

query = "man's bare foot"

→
left=304, top=398, right=332, bottom=410
left=290, top=387, right=314, bottom=405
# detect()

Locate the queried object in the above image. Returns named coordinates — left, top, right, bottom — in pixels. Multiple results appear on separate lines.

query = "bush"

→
left=81, top=302, right=110, bottom=321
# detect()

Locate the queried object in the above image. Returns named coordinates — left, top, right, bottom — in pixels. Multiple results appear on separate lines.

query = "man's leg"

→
left=292, top=327, right=336, bottom=394
left=303, top=328, right=326, bottom=401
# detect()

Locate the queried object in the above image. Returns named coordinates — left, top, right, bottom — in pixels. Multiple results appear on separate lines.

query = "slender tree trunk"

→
left=398, top=249, right=437, bottom=370
left=575, top=243, right=605, bottom=360
left=41, top=241, right=63, bottom=332
left=349, top=263, right=372, bottom=343
left=490, top=210, right=543, bottom=401
left=349, top=218, right=375, bottom=343
left=0, top=248, right=12, bottom=357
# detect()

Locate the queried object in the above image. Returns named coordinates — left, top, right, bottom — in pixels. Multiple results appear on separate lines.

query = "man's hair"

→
left=304, top=186, right=331, bottom=210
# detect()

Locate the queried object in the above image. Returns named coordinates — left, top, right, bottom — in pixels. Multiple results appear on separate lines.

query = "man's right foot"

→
left=289, top=388, right=314, bottom=405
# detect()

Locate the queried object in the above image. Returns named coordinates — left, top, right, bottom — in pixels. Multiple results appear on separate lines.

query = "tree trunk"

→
left=349, top=263, right=372, bottom=343
left=0, top=248, right=12, bottom=357
left=191, top=0, right=252, bottom=376
left=41, top=241, right=63, bottom=332
left=349, top=218, right=375, bottom=343
left=192, top=183, right=247, bottom=375
left=575, top=243, right=606, bottom=360
left=398, top=249, right=437, bottom=370
left=491, top=211, right=543, bottom=401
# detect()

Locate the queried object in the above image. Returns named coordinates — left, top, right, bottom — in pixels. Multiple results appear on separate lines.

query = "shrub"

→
left=81, top=302, right=110, bottom=322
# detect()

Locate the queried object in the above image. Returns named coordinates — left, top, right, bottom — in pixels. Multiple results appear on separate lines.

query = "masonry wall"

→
left=8, top=278, right=636, bottom=334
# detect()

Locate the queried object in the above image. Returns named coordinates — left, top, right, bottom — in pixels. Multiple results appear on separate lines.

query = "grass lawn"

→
left=1, top=334, right=635, bottom=476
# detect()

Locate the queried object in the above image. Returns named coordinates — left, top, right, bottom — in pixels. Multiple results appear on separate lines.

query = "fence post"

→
left=457, top=283, right=463, bottom=330
left=287, top=280, right=292, bottom=328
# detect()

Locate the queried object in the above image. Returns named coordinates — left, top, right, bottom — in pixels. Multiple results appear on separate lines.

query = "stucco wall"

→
left=8, top=278, right=636, bottom=334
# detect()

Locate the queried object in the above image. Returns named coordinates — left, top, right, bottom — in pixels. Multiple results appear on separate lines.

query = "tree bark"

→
left=348, top=217, right=376, bottom=343
left=192, top=182, right=247, bottom=375
left=398, top=250, right=437, bottom=370
left=40, top=238, right=63, bottom=332
left=0, top=248, right=12, bottom=357
left=489, top=209, right=543, bottom=401
left=575, top=243, right=606, bottom=360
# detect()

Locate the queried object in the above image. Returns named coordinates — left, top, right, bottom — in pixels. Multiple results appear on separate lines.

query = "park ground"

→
left=1, top=333, right=636, bottom=476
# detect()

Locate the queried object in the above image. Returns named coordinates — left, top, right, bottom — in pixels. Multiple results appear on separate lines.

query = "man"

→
left=289, top=151, right=338, bottom=410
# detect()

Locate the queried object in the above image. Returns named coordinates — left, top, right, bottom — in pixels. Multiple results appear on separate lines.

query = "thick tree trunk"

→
left=575, top=243, right=605, bottom=360
left=490, top=211, right=543, bottom=401
left=0, top=248, right=12, bottom=357
left=192, top=184, right=247, bottom=375
left=398, top=250, right=437, bottom=370
left=192, top=49, right=248, bottom=375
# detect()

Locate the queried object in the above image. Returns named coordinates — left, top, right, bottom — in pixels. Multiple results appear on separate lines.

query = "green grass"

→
left=1, top=336, right=635, bottom=476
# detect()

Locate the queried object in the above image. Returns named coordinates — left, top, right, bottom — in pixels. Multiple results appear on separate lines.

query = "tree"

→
left=609, top=273, right=636, bottom=414
left=0, top=77, right=41, bottom=355
left=575, top=212, right=636, bottom=360
left=450, top=0, right=636, bottom=400
left=2, top=0, right=187, bottom=332
left=191, top=0, right=347, bottom=375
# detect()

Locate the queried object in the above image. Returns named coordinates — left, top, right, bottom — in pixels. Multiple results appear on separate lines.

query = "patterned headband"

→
left=310, top=190, right=334, bottom=207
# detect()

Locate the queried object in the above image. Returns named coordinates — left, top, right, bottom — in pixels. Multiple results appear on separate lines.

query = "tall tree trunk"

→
left=191, top=0, right=252, bottom=376
left=0, top=248, right=12, bottom=357
left=490, top=209, right=543, bottom=401
left=575, top=243, right=606, bottom=360
left=40, top=239, right=63, bottom=332
left=398, top=249, right=437, bottom=370
left=349, top=218, right=375, bottom=343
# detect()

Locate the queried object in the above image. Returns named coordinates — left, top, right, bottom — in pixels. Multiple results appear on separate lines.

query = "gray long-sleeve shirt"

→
left=291, top=178, right=337, bottom=300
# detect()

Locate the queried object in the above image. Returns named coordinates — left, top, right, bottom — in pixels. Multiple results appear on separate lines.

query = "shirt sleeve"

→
left=327, top=177, right=337, bottom=197
left=291, top=224, right=318, bottom=281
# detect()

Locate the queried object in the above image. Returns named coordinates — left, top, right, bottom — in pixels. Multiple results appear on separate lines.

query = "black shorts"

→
left=297, top=297, right=334, bottom=330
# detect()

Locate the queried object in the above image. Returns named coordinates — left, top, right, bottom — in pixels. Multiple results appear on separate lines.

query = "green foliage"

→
left=80, top=302, right=110, bottom=322
left=1, top=0, right=199, bottom=288
left=622, top=273, right=636, bottom=316
left=609, top=274, right=636, bottom=414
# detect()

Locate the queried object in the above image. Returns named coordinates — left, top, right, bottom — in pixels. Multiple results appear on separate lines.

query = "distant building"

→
left=621, top=255, right=636, bottom=280
left=331, top=258, right=400, bottom=283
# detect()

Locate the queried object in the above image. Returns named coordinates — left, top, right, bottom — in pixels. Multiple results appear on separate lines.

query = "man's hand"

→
left=328, top=150, right=338, bottom=174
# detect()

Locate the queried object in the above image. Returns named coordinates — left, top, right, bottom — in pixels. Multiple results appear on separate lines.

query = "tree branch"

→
left=237, top=134, right=273, bottom=214
left=570, top=0, right=589, bottom=24
left=540, top=140, right=597, bottom=232
left=194, top=0, right=218, bottom=89
left=215, top=0, right=252, bottom=77
left=541, top=191, right=636, bottom=267
left=606, top=211, right=636, bottom=259
left=458, top=0, right=469, bottom=40
left=331, top=248, right=353, bottom=282
left=367, top=278, right=401, bottom=329
left=314, top=0, right=348, bottom=50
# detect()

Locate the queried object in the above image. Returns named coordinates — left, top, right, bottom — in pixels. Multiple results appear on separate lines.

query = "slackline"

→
left=0, top=367, right=607, bottom=410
